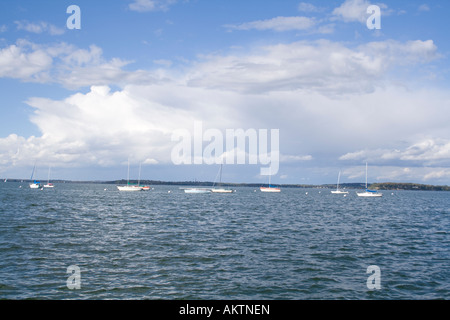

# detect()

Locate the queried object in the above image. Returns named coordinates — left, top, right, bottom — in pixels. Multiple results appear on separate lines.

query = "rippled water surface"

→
left=0, top=182, right=448, bottom=299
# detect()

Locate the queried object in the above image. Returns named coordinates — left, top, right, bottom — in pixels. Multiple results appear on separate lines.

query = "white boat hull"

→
left=260, top=187, right=281, bottom=193
left=29, top=183, right=41, bottom=189
left=184, top=188, right=211, bottom=194
left=331, top=190, right=349, bottom=194
left=357, top=192, right=383, bottom=197
left=211, top=188, right=234, bottom=193
left=117, top=185, right=143, bottom=191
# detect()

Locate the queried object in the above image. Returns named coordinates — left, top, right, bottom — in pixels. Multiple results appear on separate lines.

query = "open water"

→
left=0, top=182, right=448, bottom=299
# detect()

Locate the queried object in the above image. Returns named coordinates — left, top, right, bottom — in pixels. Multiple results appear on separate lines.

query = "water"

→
left=0, top=182, right=448, bottom=299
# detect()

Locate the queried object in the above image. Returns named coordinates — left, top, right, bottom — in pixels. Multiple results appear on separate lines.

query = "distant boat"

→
left=136, top=163, right=151, bottom=191
left=183, top=188, right=211, bottom=194
left=29, top=163, right=41, bottom=189
left=357, top=163, right=382, bottom=197
left=211, top=164, right=234, bottom=193
left=43, top=166, right=54, bottom=188
left=260, top=172, right=280, bottom=193
left=331, top=171, right=348, bottom=194
left=117, top=158, right=142, bottom=191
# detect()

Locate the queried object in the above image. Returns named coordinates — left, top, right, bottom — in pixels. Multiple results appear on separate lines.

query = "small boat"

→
left=117, top=185, right=142, bottom=191
left=183, top=188, right=211, bottom=194
left=211, top=188, right=234, bottom=193
left=260, top=172, right=280, bottom=192
left=30, top=182, right=41, bottom=189
left=211, top=165, right=234, bottom=193
left=357, top=163, right=382, bottom=197
left=43, top=166, right=54, bottom=188
left=260, top=186, right=281, bottom=193
left=29, top=163, right=41, bottom=189
left=117, top=158, right=142, bottom=191
left=141, top=186, right=151, bottom=191
left=331, top=171, right=348, bottom=194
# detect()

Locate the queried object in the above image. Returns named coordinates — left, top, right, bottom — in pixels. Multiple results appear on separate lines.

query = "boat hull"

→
left=331, top=190, right=349, bottom=194
left=211, top=188, right=234, bottom=193
left=117, top=186, right=143, bottom=191
left=357, top=192, right=382, bottom=197
left=184, top=188, right=211, bottom=194
left=260, top=187, right=281, bottom=193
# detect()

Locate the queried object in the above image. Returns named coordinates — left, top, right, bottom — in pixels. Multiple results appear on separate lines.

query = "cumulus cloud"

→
left=224, top=16, right=317, bottom=32
left=339, top=139, right=450, bottom=167
left=128, top=0, right=177, bottom=12
left=15, top=20, right=65, bottom=35
left=297, top=2, right=323, bottom=13
left=185, top=39, right=439, bottom=94
left=332, top=0, right=388, bottom=23
left=0, top=40, right=154, bottom=88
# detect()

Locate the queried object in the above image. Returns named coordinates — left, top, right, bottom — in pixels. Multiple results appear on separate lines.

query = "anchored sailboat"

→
left=211, top=164, right=234, bottom=193
left=44, top=166, right=54, bottom=188
left=29, top=163, right=41, bottom=189
left=260, top=171, right=280, bottom=193
left=357, top=163, right=382, bottom=197
left=331, top=171, right=348, bottom=194
left=117, top=158, right=142, bottom=191
left=183, top=188, right=211, bottom=194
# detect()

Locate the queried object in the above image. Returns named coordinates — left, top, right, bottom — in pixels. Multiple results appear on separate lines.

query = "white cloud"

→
left=0, top=40, right=53, bottom=80
left=339, top=139, right=450, bottom=167
left=0, top=40, right=154, bottom=88
left=185, top=39, right=439, bottom=94
left=15, top=20, right=65, bottom=35
left=332, top=0, right=388, bottom=24
left=225, top=16, right=317, bottom=32
left=418, top=4, right=430, bottom=12
left=128, top=0, right=177, bottom=12
left=298, top=2, right=322, bottom=13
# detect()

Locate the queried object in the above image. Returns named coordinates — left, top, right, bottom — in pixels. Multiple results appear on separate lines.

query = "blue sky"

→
left=1, top=0, right=450, bottom=185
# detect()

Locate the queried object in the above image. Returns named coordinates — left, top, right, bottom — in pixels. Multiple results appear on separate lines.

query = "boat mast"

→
left=337, top=171, right=341, bottom=191
left=127, top=157, right=130, bottom=185
left=138, top=162, right=141, bottom=187
left=365, top=162, right=368, bottom=190
left=30, top=162, right=36, bottom=181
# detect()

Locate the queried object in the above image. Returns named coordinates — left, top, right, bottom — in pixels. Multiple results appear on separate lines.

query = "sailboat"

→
left=357, top=163, right=382, bottom=197
left=183, top=187, right=211, bottom=194
left=44, top=166, right=54, bottom=188
left=136, top=163, right=151, bottom=191
left=117, top=159, right=142, bottom=191
left=211, top=164, right=234, bottom=193
left=331, top=171, right=348, bottom=194
left=260, top=172, right=280, bottom=192
left=29, top=163, right=41, bottom=189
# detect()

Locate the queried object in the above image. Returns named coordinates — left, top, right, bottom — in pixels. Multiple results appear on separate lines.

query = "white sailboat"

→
left=211, top=164, right=234, bottom=193
left=117, top=159, right=142, bottom=191
left=183, top=188, right=211, bottom=194
left=43, top=166, right=54, bottom=188
left=357, top=163, right=382, bottom=197
left=136, top=163, right=151, bottom=191
left=29, top=163, right=41, bottom=189
left=331, top=171, right=348, bottom=194
left=260, top=172, right=280, bottom=192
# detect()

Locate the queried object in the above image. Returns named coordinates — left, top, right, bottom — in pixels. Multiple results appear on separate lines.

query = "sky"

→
left=0, top=0, right=450, bottom=185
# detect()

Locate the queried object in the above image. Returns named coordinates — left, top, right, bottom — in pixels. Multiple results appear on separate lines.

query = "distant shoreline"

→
left=3, top=179, right=450, bottom=191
